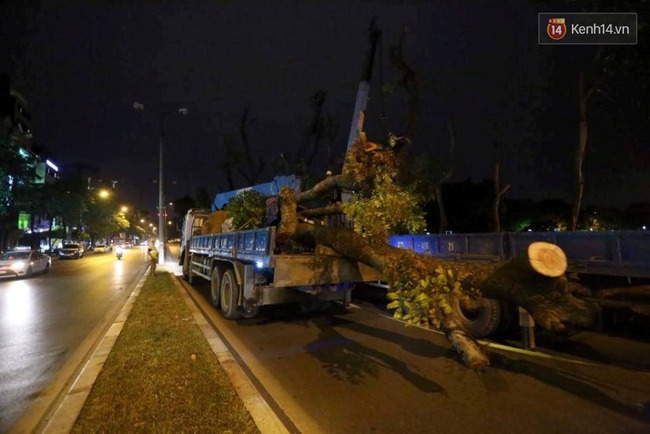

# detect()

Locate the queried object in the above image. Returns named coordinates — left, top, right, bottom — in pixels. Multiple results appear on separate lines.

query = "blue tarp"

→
left=211, top=175, right=301, bottom=211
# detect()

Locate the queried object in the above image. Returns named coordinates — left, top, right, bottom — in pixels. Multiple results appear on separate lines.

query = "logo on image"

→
left=547, top=17, right=567, bottom=40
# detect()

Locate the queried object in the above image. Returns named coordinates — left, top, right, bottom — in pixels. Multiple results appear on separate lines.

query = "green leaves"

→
left=343, top=169, right=426, bottom=241
left=227, top=190, right=267, bottom=230
left=384, top=252, right=467, bottom=329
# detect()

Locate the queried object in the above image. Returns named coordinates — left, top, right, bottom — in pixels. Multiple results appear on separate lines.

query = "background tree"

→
left=193, top=186, right=212, bottom=210
left=492, top=142, right=510, bottom=233
left=237, top=105, right=265, bottom=185
left=219, top=134, right=240, bottom=190
left=84, top=199, right=129, bottom=242
left=173, top=195, right=197, bottom=221
left=387, top=25, right=419, bottom=145
left=440, top=179, right=493, bottom=233
left=273, top=89, right=339, bottom=188
left=563, top=0, right=649, bottom=230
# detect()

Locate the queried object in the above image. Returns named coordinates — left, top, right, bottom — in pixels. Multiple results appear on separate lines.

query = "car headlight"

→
left=10, top=261, right=26, bottom=271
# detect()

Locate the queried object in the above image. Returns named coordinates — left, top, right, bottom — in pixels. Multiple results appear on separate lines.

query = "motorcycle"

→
left=115, top=245, right=124, bottom=260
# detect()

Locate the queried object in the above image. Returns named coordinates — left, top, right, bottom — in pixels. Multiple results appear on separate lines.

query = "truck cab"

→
left=179, top=209, right=211, bottom=275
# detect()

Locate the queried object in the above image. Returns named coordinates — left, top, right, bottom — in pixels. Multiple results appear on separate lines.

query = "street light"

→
left=133, top=101, right=188, bottom=265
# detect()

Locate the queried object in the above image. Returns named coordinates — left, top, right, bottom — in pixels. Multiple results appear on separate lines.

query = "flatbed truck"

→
left=180, top=209, right=382, bottom=320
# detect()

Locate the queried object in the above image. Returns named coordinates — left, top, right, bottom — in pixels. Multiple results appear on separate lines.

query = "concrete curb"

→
left=33, top=263, right=287, bottom=433
left=37, top=268, right=150, bottom=433
left=171, top=274, right=290, bottom=434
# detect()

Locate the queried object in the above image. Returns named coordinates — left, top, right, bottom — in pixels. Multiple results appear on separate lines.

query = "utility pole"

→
left=158, top=115, right=165, bottom=262
left=133, top=102, right=188, bottom=265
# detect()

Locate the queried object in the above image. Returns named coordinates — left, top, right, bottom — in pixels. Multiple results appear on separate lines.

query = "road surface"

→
left=0, top=247, right=147, bottom=432
left=183, top=274, right=650, bottom=434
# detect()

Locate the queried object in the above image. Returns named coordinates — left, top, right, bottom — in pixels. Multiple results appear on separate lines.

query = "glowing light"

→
left=46, top=159, right=59, bottom=171
left=256, top=260, right=264, bottom=269
left=10, top=261, right=26, bottom=272
left=2, top=282, right=36, bottom=326
left=98, top=190, right=110, bottom=199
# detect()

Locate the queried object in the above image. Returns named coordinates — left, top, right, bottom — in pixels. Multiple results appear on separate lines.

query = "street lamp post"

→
left=133, top=102, right=188, bottom=265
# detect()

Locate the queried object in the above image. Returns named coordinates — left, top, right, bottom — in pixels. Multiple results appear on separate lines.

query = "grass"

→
left=71, top=272, right=259, bottom=433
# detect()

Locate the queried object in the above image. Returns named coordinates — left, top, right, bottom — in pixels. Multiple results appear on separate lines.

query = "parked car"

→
left=0, top=249, right=51, bottom=278
left=94, top=244, right=112, bottom=253
left=58, top=243, right=84, bottom=259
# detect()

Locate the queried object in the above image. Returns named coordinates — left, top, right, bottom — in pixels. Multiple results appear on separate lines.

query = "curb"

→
left=171, top=274, right=290, bottom=434
left=29, top=264, right=288, bottom=433
left=37, top=268, right=150, bottom=433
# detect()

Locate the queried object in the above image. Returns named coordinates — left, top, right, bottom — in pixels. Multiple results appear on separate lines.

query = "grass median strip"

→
left=72, top=272, right=260, bottom=433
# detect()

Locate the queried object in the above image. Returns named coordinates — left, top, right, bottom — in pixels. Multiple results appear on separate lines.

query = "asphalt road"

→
left=185, top=279, right=650, bottom=434
left=0, top=247, right=147, bottom=433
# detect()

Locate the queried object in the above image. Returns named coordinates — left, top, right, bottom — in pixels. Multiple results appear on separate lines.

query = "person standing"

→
left=148, top=240, right=159, bottom=275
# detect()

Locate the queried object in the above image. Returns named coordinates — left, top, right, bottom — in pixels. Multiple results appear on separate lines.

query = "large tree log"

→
left=277, top=187, right=598, bottom=369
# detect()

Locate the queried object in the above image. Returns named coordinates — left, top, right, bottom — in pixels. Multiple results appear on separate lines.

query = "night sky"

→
left=1, top=1, right=647, bottom=215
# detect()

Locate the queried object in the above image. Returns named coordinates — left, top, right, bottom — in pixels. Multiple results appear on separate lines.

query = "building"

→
left=1, top=74, right=61, bottom=250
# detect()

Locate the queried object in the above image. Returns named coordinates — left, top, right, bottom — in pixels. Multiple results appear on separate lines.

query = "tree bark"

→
left=571, top=72, right=595, bottom=231
left=389, top=26, right=420, bottom=144
left=295, top=173, right=360, bottom=203
left=278, top=187, right=598, bottom=369
left=493, top=160, right=510, bottom=233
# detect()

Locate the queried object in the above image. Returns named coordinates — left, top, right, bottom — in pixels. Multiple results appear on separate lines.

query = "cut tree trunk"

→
left=278, top=187, right=598, bottom=369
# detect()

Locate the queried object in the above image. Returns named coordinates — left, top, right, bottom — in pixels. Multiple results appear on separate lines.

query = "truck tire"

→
left=188, top=254, right=195, bottom=284
left=451, top=296, right=501, bottom=338
left=210, top=266, right=221, bottom=308
left=220, top=269, right=242, bottom=320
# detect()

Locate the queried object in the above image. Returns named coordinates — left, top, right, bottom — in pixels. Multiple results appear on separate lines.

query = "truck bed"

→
left=189, top=227, right=275, bottom=268
left=389, top=231, right=650, bottom=278
left=188, top=226, right=384, bottom=286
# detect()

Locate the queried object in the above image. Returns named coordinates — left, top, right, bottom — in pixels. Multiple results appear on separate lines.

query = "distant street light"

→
left=133, top=101, right=188, bottom=264
left=98, top=189, right=110, bottom=199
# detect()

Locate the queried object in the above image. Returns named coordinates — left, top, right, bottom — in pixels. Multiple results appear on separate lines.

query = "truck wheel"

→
left=220, top=269, right=242, bottom=320
left=451, top=296, right=501, bottom=338
left=188, top=254, right=195, bottom=284
left=210, top=266, right=221, bottom=308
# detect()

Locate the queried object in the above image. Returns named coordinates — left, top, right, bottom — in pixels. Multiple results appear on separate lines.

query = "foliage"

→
left=84, top=198, right=129, bottom=240
left=343, top=165, right=426, bottom=241
left=384, top=250, right=468, bottom=329
left=227, top=190, right=267, bottom=230
left=342, top=139, right=400, bottom=188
